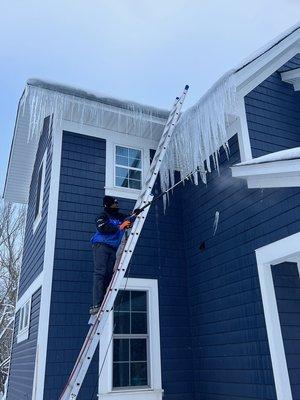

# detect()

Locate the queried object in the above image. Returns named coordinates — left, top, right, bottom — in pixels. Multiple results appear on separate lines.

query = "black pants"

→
left=92, top=244, right=117, bottom=306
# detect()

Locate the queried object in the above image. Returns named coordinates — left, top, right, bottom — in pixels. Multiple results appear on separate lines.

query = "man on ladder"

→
left=90, top=195, right=138, bottom=315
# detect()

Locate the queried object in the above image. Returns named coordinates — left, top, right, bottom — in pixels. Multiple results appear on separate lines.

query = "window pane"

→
left=129, top=180, right=141, bottom=190
left=116, top=177, right=129, bottom=188
left=35, top=165, right=43, bottom=218
left=130, top=362, right=148, bottom=386
left=129, top=170, right=141, bottom=180
left=128, top=157, right=141, bottom=168
left=128, top=148, right=141, bottom=160
left=113, top=362, right=129, bottom=388
left=24, top=302, right=30, bottom=328
left=131, top=313, right=147, bottom=334
left=116, top=167, right=129, bottom=179
left=131, top=291, right=147, bottom=312
left=114, top=312, right=130, bottom=334
left=116, top=146, right=128, bottom=157
left=19, top=308, right=24, bottom=331
left=114, top=339, right=129, bottom=362
left=114, top=290, right=130, bottom=311
left=130, top=339, right=147, bottom=361
left=116, top=155, right=129, bottom=167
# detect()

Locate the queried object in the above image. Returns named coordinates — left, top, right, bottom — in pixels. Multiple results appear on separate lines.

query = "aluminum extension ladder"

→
left=59, top=85, right=189, bottom=400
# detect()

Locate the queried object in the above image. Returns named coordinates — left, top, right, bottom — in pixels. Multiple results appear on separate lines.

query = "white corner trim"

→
left=15, top=272, right=43, bottom=312
left=231, top=159, right=300, bottom=188
left=281, top=67, right=300, bottom=90
left=99, top=278, right=162, bottom=400
left=235, top=98, right=252, bottom=162
left=33, top=121, right=63, bottom=399
left=255, top=232, right=300, bottom=400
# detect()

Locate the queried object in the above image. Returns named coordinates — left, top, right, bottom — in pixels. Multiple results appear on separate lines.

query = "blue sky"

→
left=1, top=0, right=299, bottom=195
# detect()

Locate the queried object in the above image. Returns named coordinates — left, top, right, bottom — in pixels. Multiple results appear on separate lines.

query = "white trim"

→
left=33, top=150, right=47, bottom=234
left=281, top=67, right=300, bottom=90
left=33, top=120, right=63, bottom=399
left=231, top=159, right=300, bottom=188
left=235, top=98, right=252, bottom=162
left=255, top=232, right=300, bottom=400
left=98, top=278, right=163, bottom=400
left=17, top=297, right=31, bottom=343
left=61, top=120, right=156, bottom=200
left=15, top=272, right=43, bottom=312
left=236, top=34, right=300, bottom=96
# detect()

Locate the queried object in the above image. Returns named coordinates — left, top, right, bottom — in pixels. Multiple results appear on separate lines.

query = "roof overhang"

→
left=3, top=81, right=168, bottom=204
left=231, top=148, right=300, bottom=188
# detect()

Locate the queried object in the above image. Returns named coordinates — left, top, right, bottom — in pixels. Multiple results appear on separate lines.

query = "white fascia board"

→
left=281, top=67, right=300, bottom=90
left=235, top=28, right=300, bottom=97
left=231, top=159, right=300, bottom=188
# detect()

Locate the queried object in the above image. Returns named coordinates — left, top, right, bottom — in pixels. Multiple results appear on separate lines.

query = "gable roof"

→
left=4, top=23, right=300, bottom=204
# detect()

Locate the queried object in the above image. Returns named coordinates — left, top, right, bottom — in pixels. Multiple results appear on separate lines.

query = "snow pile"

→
left=160, top=72, right=238, bottom=195
left=21, top=79, right=167, bottom=142
left=236, top=147, right=300, bottom=165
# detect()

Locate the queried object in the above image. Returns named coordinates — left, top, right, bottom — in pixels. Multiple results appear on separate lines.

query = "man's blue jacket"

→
left=90, top=210, right=126, bottom=249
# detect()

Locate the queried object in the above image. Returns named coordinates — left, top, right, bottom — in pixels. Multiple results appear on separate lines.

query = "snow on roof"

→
left=236, top=148, right=300, bottom=166
left=27, top=78, right=170, bottom=120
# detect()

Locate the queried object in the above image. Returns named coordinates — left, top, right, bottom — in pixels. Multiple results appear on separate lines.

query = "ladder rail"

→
left=59, top=85, right=189, bottom=400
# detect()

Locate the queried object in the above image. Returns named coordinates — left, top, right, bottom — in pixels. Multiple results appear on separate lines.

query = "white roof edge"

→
left=233, top=148, right=300, bottom=167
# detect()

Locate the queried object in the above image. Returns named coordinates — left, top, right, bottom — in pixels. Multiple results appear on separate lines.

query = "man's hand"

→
left=119, top=220, right=132, bottom=230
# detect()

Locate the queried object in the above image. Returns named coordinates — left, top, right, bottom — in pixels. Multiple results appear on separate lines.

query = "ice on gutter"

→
left=21, top=79, right=169, bottom=143
left=235, top=147, right=300, bottom=166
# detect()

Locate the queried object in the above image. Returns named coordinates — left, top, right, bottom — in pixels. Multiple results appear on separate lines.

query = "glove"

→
left=119, top=220, right=132, bottom=230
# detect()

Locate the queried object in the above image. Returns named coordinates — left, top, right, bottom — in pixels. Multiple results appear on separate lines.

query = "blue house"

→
left=3, top=24, right=300, bottom=400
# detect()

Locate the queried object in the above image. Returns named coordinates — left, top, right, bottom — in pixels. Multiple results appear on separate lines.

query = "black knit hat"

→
left=103, top=195, right=118, bottom=207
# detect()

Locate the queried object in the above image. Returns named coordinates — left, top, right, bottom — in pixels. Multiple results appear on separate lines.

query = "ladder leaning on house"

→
left=59, top=85, right=189, bottom=400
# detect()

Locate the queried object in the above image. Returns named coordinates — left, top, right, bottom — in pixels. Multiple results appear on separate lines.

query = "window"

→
left=17, top=299, right=31, bottom=343
left=98, top=278, right=162, bottom=399
left=115, top=146, right=142, bottom=190
left=113, top=290, right=149, bottom=389
left=33, top=151, right=47, bottom=232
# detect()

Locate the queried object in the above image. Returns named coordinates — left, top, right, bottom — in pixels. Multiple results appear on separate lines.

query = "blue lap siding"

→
left=44, top=131, right=194, bottom=399
left=245, top=54, right=300, bottom=158
left=18, top=117, right=53, bottom=297
left=272, top=262, right=300, bottom=400
left=6, top=288, right=41, bottom=400
left=181, top=132, right=300, bottom=399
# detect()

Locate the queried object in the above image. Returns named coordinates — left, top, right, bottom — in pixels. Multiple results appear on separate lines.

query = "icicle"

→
left=22, top=80, right=167, bottom=144
left=160, top=72, right=238, bottom=197
left=213, top=211, right=220, bottom=236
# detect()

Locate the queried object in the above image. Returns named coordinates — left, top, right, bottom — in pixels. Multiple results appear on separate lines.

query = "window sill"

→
left=99, top=388, right=163, bottom=400
left=17, top=328, right=29, bottom=343
left=105, top=186, right=141, bottom=200
left=33, top=213, right=42, bottom=234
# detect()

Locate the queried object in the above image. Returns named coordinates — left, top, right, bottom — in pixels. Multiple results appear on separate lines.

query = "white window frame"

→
left=17, top=297, right=31, bottom=343
left=33, top=150, right=47, bottom=233
left=255, top=232, right=300, bottom=400
left=105, top=140, right=151, bottom=200
left=114, top=144, right=143, bottom=192
left=98, top=278, right=163, bottom=400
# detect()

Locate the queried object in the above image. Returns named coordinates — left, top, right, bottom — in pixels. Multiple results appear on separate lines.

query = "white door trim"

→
left=255, top=232, right=300, bottom=400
